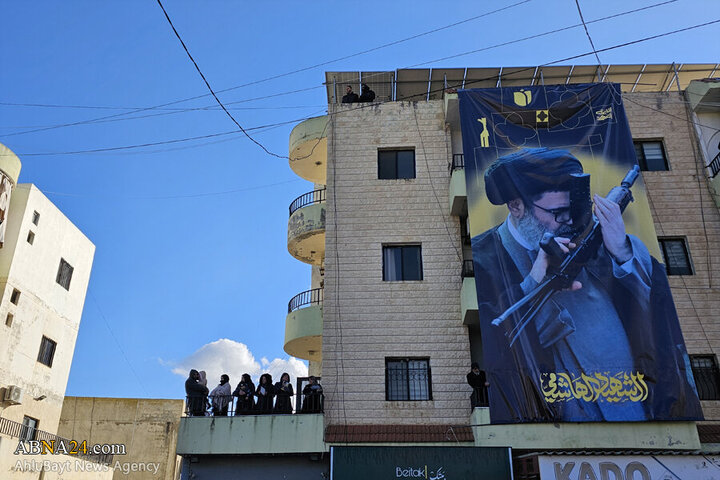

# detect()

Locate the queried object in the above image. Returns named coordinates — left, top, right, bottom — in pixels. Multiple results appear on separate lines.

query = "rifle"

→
left=491, top=165, right=641, bottom=347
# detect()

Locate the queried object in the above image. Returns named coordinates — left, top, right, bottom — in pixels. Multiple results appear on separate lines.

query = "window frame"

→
left=20, top=416, right=39, bottom=442
left=37, top=335, right=57, bottom=368
left=32, top=211, right=40, bottom=226
left=10, top=288, right=20, bottom=305
left=377, top=149, right=416, bottom=180
left=26, top=231, right=35, bottom=245
left=658, top=237, right=693, bottom=276
left=56, top=258, right=74, bottom=290
left=385, top=357, right=432, bottom=401
left=634, top=140, right=669, bottom=171
left=382, top=244, right=423, bottom=281
left=690, top=355, right=720, bottom=400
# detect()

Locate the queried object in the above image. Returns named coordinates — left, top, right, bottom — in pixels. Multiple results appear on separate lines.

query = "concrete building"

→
left=58, top=397, right=184, bottom=480
left=0, top=144, right=100, bottom=479
left=177, top=64, right=720, bottom=479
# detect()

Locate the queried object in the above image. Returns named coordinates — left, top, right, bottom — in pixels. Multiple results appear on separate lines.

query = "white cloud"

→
left=168, top=338, right=308, bottom=389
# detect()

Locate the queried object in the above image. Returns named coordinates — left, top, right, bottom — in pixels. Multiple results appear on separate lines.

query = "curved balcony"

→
left=289, top=116, right=328, bottom=184
left=288, top=188, right=326, bottom=265
left=284, top=289, right=323, bottom=362
left=0, top=143, right=22, bottom=185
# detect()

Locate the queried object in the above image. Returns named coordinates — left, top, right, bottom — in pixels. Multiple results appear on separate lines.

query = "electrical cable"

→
left=574, top=0, right=602, bottom=65
left=155, top=0, right=285, bottom=159
left=0, top=0, right=531, bottom=139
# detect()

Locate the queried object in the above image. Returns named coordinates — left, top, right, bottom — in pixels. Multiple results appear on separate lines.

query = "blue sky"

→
left=1, top=0, right=718, bottom=399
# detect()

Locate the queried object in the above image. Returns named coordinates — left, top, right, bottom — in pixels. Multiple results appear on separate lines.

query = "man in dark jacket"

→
left=341, top=85, right=358, bottom=103
left=185, top=369, right=209, bottom=416
left=358, top=83, right=375, bottom=102
left=466, top=362, right=489, bottom=408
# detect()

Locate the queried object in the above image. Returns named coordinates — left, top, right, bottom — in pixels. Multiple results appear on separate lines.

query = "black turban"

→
left=484, top=148, right=584, bottom=205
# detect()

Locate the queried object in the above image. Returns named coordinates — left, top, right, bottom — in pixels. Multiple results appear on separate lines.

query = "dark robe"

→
left=301, top=383, right=323, bottom=413
left=273, top=381, right=294, bottom=414
left=232, top=380, right=255, bottom=415
left=185, top=376, right=209, bottom=416
left=254, top=383, right=275, bottom=414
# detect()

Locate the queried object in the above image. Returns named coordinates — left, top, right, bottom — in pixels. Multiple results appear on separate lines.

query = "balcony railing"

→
left=288, top=288, right=323, bottom=313
left=461, top=259, right=475, bottom=279
left=692, top=365, right=720, bottom=400
left=289, top=188, right=326, bottom=216
left=451, top=153, right=465, bottom=172
left=470, top=386, right=489, bottom=409
left=185, top=393, right=325, bottom=417
left=708, top=151, right=720, bottom=179
left=0, top=416, right=113, bottom=465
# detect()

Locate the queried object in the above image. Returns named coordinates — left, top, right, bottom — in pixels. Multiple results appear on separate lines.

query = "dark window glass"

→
left=382, top=245, right=422, bottom=281
left=378, top=149, right=415, bottom=179
left=32, top=211, right=40, bottom=226
left=56, top=258, right=74, bottom=290
left=691, top=355, right=720, bottom=400
left=634, top=141, right=669, bottom=171
left=659, top=238, right=693, bottom=275
left=27, top=231, right=35, bottom=245
left=37, top=336, right=57, bottom=367
left=386, top=358, right=431, bottom=401
left=21, top=416, right=38, bottom=441
left=10, top=289, right=20, bottom=305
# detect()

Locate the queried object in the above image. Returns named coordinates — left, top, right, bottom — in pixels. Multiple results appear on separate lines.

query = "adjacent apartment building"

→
left=177, top=64, right=720, bottom=479
left=0, top=143, right=101, bottom=479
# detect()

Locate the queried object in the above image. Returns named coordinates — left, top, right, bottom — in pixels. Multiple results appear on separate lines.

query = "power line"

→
left=155, top=0, right=285, bottom=159
left=574, top=0, right=602, bottom=65
left=0, top=0, right=681, bottom=140
left=0, top=0, right=530, bottom=139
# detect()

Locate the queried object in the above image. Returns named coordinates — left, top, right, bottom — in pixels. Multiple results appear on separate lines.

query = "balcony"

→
left=288, top=188, right=326, bottom=265
left=0, top=143, right=22, bottom=185
left=449, top=154, right=467, bottom=216
left=461, top=260, right=478, bottom=325
left=289, top=116, right=328, bottom=184
left=284, top=289, right=323, bottom=362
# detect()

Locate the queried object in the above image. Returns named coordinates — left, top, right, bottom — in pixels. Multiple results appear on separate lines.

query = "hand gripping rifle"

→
left=491, top=165, right=641, bottom=347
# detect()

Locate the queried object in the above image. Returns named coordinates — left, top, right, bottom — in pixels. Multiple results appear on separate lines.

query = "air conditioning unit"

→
left=4, top=385, right=23, bottom=405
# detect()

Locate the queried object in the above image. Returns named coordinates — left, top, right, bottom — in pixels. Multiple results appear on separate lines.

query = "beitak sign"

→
left=330, top=446, right=512, bottom=480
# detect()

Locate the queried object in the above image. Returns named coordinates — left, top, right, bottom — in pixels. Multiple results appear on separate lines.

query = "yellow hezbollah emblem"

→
left=513, top=89, right=532, bottom=106
left=596, top=107, right=613, bottom=121
left=477, top=118, right=489, bottom=147
left=536, top=110, right=549, bottom=123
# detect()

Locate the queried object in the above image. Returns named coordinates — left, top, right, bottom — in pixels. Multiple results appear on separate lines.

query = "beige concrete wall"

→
left=0, top=184, right=95, bottom=479
left=624, top=92, right=720, bottom=421
left=58, top=397, right=184, bottom=480
left=322, top=101, right=470, bottom=427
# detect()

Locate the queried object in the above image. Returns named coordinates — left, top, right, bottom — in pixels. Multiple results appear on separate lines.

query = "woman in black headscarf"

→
left=273, top=372, right=294, bottom=414
left=254, top=373, right=275, bottom=414
left=232, top=373, right=255, bottom=415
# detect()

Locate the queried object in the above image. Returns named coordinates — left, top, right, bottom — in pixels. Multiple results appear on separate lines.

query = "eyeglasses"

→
left=532, top=203, right=572, bottom=224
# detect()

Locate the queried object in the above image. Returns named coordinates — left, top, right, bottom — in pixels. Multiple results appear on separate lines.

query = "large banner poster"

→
left=458, top=83, right=702, bottom=424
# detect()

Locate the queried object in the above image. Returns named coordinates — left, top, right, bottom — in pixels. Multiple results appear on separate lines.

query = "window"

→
left=382, top=245, right=422, bottom=281
left=26, top=231, right=35, bottom=245
left=658, top=238, right=693, bottom=275
left=10, top=289, right=20, bottom=305
left=32, top=211, right=40, bottom=226
left=386, top=358, right=432, bottom=401
left=378, top=149, right=415, bottom=179
left=634, top=141, right=669, bottom=171
left=37, top=336, right=57, bottom=367
left=5, top=313, right=13, bottom=327
left=690, top=355, right=720, bottom=400
left=20, top=416, right=38, bottom=442
left=56, top=258, right=74, bottom=290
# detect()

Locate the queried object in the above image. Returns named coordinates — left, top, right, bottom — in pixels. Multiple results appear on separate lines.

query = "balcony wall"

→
left=288, top=202, right=326, bottom=266
left=176, top=414, right=326, bottom=455
left=285, top=289, right=323, bottom=362
left=461, top=277, right=478, bottom=325
left=449, top=167, right=467, bottom=216
left=470, top=408, right=700, bottom=450
left=289, top=116, right=328, bottom=184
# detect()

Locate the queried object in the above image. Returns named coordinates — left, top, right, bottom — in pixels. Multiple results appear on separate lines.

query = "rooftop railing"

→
left=288, top=288, right=323, bottom=314
left=0, top=416, right=113, bottom=465
left=289, top=188, right=326, bottom=216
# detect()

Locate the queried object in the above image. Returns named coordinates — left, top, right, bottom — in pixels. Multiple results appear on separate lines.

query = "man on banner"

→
left=472, top=147, right=695, bottom=422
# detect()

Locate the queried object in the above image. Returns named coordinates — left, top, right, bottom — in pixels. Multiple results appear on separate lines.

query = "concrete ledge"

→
left=461, top=277, right=478, bottom=325
left=177, top=414, right=326, bottom=455
left=449, top=169, right=467, bottom=216
left=471, top=408, right=701, bottom=450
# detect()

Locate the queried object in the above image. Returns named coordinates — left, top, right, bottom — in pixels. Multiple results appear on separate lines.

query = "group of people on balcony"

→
left=185, top=369, right=323, bottom=416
